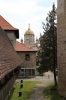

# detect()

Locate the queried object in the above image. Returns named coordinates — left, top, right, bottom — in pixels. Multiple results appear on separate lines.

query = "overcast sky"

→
left=0, top=0, right=57, bottom=41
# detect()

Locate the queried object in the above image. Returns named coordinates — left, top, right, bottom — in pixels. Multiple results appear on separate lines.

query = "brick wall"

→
left=57, top=0, right=66, bottom=98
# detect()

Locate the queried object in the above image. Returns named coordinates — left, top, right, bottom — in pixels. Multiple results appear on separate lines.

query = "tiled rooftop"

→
left=0, top=27, right=22, bottom=80
left=16, top=41, right=36, bottom=52
left=0, top=15, right=19, bottom=38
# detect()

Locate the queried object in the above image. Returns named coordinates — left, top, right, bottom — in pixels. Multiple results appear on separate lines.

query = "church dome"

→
left=24, top=24, right=34, bottom=35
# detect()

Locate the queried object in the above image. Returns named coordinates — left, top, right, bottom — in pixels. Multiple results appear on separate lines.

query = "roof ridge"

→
left=0, top=15, right=17, bottom=29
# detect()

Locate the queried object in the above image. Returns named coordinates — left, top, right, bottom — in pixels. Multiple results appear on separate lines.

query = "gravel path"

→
left=28, top=84, right=44, bottom=100
left=24, top=76, right=54, bottom=100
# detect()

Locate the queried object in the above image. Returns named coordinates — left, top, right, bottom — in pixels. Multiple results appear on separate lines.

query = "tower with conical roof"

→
left=57, top=0, right=66, bottom=98
left=24, top=24, right=35, bottom=46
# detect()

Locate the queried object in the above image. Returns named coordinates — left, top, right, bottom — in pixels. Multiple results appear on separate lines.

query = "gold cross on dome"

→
left=28, top=23, right=30, bottom=30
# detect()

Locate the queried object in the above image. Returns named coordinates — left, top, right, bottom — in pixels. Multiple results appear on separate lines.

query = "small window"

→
left=25, top=54, right=30, bottom=61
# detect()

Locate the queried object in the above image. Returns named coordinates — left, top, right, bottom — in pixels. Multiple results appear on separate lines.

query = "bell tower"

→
left=57, top=0, right=66, bottom=98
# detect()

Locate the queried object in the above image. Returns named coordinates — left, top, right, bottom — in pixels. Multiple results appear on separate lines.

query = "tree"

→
left=38, top=3, right=57, bottom=86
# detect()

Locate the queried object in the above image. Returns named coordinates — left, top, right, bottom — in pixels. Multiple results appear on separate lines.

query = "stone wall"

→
left=57, top=0, right=66, bottom=98
left=17, top=51, right=36, bottom=68
left=17, top=51, right=36, bottom=77
left=5, top=31, right=16, bottom=49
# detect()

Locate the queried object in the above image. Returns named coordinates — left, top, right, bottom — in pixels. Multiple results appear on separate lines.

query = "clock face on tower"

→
left=57, top=0, right=65, bottom=14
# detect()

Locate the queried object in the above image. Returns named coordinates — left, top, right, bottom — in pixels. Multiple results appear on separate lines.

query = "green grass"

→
left=8, top=81, right=41, bottom=100
left=43, top=83, right=65, bottom=100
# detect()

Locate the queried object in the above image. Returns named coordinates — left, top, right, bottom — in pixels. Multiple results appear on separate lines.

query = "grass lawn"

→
left=43, top=83, right=65, bottom=100
left=8, top=81, right=41, bottom=100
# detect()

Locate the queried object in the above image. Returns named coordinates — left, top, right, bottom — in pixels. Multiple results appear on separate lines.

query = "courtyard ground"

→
left=16, top=75, right=54, bottom=100
left=27, top=79, right=53, bottom=100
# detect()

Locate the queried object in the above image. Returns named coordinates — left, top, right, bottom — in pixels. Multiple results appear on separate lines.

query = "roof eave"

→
left=16, top=50, right=37, bottom=52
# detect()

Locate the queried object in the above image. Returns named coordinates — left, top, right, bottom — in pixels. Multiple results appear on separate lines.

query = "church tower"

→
left=57, top=0, right=66, bottom=98
left=24, top=24, right=35, bottom=46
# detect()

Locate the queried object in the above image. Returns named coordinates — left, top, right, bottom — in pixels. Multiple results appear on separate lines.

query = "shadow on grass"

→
left=7, top=81, right=41, bottom=100
left=7, top=87, right=33, bottom=100
left=43, top=84, right=65, bottom=100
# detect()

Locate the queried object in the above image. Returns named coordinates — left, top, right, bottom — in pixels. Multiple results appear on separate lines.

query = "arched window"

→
left=25, top=54, right=30, bottom=61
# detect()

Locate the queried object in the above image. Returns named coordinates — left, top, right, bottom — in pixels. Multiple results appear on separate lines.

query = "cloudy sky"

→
left=0, top=0, right=57, bottom=41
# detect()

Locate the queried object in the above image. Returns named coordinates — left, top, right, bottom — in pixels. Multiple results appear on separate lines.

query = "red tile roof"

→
left=16, top=41, right=37, bottom=52
left=0, top=27, right=22, bottom=80
left=0, top=15, right=19, bottom=38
